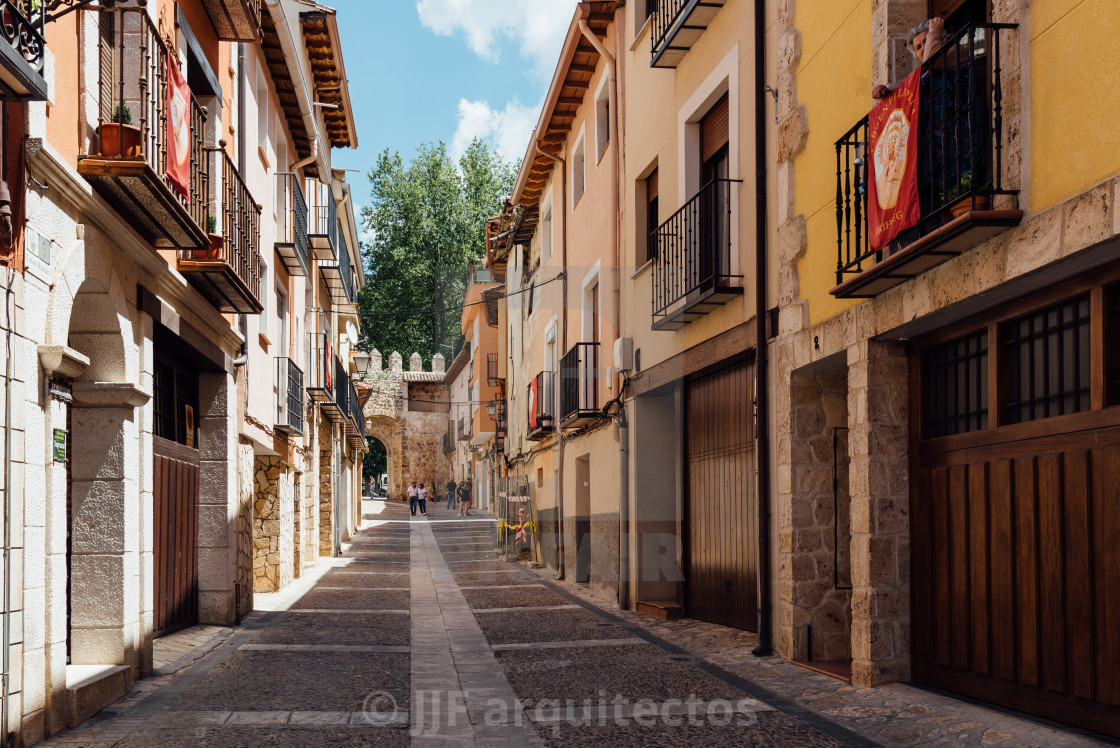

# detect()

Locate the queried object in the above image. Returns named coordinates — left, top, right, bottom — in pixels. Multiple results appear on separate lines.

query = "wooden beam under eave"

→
left=569, top=63, right=597, bottom=74
left=558, top=96, right=584, bottom=105
left=562, top=79, right=591, bottom=90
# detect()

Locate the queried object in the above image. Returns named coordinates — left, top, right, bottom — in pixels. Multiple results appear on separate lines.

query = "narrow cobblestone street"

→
left=40, top=499, right=1116, bottom=748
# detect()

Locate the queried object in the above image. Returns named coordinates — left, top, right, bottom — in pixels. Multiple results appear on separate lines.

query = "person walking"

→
left=407, top=481, right=418, bottom=516
left=457, top=479, right=472, bottom=517
left=417, top=483, right=428, bottom=516
left=446, top=477, right=457, bottom=509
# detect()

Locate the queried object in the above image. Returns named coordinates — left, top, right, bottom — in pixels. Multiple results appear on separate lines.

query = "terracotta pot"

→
left=98, top=123, right=142, bottom=159
left=948, top=194, right=991, bottom=219
left=193, top=233, right=223, bottom=261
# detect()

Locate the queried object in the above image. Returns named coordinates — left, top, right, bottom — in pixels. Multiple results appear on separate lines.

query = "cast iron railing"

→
left=306, top=179, right=338, bottom=248
left=305, top=332, right=334, bottom=401
left=335, top=356, right=349, bottom=414
left=530, top=370, right=555, bottom=433
left=458, top=416, right=469, bottom=441
left=559, top=343, right=599, bottom=424
left=181, top=148, right=261, bottom=300
left=347, top=380, right=363, bottom=436
left=835, top=23, right=1018, bottom=286
left=338, top=222, right=354, bottom=302
left=651, top=178, right=738, bottom=323
left=92, top=7, right=210, bottom=232
left=2, top=0, right=46, bottom=74
left=275, top=356, right=304, bottom=434
left=277, top=172, right=308, bottom=269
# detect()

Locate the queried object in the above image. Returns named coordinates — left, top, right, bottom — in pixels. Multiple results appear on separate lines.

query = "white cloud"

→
left=416, top=0, right=576, bottom=79
left=451, top=97, right=539, bottom=163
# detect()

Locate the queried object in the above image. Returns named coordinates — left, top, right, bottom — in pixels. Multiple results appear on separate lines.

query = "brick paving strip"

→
left=409, top=517, right=543, bottom=746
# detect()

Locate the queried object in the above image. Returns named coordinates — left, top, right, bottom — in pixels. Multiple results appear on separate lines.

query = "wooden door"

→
left=153, top=436, right=200, bottom=637
left=685, top=360, right=757, bottom=630
left=912, top=430, right=1120, bottom=738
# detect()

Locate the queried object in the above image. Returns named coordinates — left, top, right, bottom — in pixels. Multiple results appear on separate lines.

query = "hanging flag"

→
left=514, top=507, right=527, bottom=544
left=166, top=52, right=191, bottom=200
left=528, top=378, right=538, bottom=429
left=325, top=337, right=333, bottom=390
left=868, top=68, right=922, bottom=251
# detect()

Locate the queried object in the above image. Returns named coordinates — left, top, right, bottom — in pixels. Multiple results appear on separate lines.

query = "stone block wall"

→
left=235, top=440, right=254, bottom=617
left=292, top=472, right=302, bottom=577
left=780, top=362, right=851, bottom=662
left=252, top=456, right=294, bottom=593
left=319, top=421, right=335, bottom=557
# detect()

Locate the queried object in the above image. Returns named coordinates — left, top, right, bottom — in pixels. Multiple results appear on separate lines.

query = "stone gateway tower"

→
left=358, top=351, right=452, bottom=501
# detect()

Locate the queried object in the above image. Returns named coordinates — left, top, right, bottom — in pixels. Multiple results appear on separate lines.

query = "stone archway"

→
left=356, top=350, right=452, bottom=503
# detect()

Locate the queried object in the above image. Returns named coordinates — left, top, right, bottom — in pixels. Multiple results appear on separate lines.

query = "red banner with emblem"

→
left=868, top=68, right=921, bottom=251
left=166, top=52, right=191, bottom=200
left=527, top=378, right=539, bottom=430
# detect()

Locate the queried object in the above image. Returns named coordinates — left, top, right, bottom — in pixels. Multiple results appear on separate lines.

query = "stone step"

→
left=635, top=600, right=683, bottom=620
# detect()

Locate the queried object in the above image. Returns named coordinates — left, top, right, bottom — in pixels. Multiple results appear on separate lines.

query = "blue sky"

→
left=327, top=0, right=578, bottom=185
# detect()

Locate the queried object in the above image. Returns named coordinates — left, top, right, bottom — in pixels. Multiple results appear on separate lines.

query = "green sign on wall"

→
left=53, top=429, right=66, bottom=463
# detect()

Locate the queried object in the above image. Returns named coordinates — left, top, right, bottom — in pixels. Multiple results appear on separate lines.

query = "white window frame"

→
left=677, top=44, right=741, bottom=279
left=594, top=74, right=610, bottom=163
left=581, top=261, right=602, bottom=344
left=571, top=126, right=586, bottom=207
left=540, top=190, right=553, bottom=265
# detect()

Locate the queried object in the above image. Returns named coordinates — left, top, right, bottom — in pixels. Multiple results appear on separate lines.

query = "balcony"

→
left=306, top=180, right=338, bottom=261
left=320, top=221, right=356, bottom=307
left=527, top=370, right=555, bottom=441
left=487, top=353, right=502, bottom=386
left=442, top=431, right=452, bottom=454
left=0, top=0, right=47, bottom=101
left=78, top=7, right=209, bottom=251
left=345, top=381, right=365, bottom=449
left=322, top=356, right=348, bottom=424
left=832, top=24, right=1023, bottom=299
left=178, top=150, right=263, bottom=314
left=305, top=333, right=334, bottom=404
left=652, top=178, right=742, bottom=330
left=275, top=172, right=308, bottom=277
left=650, top=0, right=727, bottom=69
left=560, top=343, right=599, bottom=427
left=457, top=416, right=470, bottom=442
left=200, top=0, right=262, bottom=42
left=275, top=357, right=304, bottom=436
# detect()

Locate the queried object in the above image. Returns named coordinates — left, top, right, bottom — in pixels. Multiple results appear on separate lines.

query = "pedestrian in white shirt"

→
left=417, top=483, right=428, bottom=516
left=407, top=481, right=418, bottom=516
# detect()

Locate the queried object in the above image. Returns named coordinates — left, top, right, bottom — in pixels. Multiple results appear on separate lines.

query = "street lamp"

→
left=486, top=401, right=497, bottom=419
left=353, top=349, right=371, bottom=376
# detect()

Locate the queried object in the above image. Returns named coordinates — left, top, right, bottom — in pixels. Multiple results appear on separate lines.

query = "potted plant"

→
left=194, top=215, right=223, bottom=260
left=99, top=104, right=142, bottom=159
left=941, top=170, right=993, bottom=218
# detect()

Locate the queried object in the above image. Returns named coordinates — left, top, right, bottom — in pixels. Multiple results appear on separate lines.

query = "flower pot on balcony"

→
left=98, top=123, right=142, bottom=159
left=193, top=233, right=223, bottom=261
left=948, top=194, right=991, bottom=219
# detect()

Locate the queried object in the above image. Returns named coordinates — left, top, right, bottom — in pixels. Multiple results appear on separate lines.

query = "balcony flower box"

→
left=98, top=123, right=142, bottom=159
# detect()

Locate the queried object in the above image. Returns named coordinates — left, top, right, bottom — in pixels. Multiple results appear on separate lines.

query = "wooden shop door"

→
left=153, top=436, right=200, bottom=637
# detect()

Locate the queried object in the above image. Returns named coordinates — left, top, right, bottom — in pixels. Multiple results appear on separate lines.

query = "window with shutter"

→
left=700, top=94, right=730, bottom=164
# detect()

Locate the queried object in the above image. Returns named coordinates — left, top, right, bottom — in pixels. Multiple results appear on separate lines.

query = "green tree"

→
left=359, top=139, right=517, bottom=360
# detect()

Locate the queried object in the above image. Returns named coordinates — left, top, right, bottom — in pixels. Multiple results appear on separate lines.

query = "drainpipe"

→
left=533, top=139, right=566, bottom=579
left=238, top=43, right=247, bottom=173
left=752, top=0, right=774, bottom=658
left=2, top=269, right=12, bottom=748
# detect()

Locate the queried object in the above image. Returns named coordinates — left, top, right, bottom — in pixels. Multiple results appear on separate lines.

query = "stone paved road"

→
left=41, top=498, right=1116, bottom=747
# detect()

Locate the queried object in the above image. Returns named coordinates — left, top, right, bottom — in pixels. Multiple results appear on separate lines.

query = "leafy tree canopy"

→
left=358, top=139, right=518, bottom=363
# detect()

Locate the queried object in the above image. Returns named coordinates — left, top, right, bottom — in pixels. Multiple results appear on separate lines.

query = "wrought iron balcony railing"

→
left=275, top=357, right=304, bottom=435
left=320, top=219, right=355, bottom=307
left=458, top=416, right=470, bottom=441
left=306, top=179, right=338, bottom=260
left=178, top=149, right=263, bottom=313
left=80, top=7, right=210, bottom=249
left=306, top=332, right=334, bottom=404
left=560, top=343, right=599, bottom=427
left=527, top=370, right=555, bottom=440
left=650, top=0, right=727, bottom=69
left=651, top=178, right=742, bottom=330
left=0, top=0, right=48, bottom=101
left=326, top=356, right=349, bottom=424
left=833, top=23, right=1022, bottom=299
left=275, top=172, right=308, bottom=276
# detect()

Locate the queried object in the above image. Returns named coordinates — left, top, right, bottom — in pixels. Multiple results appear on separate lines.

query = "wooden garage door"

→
left=685, top=359, right=757, bottom=631
left=153, top=436, right=200, bottom=637
left=911, top=273, right=1120, bottom=738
